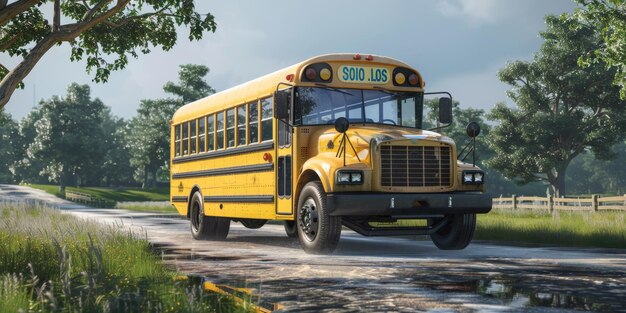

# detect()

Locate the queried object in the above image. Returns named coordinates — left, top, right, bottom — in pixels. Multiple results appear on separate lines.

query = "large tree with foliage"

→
left=27, top=83, right=106, bottom=192
left=0, top=0, right=216, bottom=109
left=574, top=0, right=626, bottom=98
left=128, top=64, right=213, bottom=188
left=486, top=15, right=626, bottom=197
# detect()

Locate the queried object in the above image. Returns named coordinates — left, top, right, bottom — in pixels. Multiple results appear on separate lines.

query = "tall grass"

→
left=476, top=209, right=626, bottom=249
left=0, top=203, right=244, bottom=313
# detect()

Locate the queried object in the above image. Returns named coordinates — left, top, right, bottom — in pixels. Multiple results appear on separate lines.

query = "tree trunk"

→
left=59, top=169, right=67, bottom=195
left=0, top=34, right=58, bottom=109
left=550, top=166, right=568, bottom=198
left=142, top=164, right=148, bottom=189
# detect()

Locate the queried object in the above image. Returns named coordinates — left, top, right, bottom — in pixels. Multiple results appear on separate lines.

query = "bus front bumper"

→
left=326, top=192, right=492, bottom=216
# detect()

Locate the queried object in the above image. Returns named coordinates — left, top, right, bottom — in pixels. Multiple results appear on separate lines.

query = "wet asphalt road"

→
left=1, top=184, right=626, bottom=312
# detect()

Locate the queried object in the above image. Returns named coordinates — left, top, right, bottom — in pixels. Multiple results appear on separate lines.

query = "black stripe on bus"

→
left=172, top=141, right=274, bottom=164
left=172, top=163, right=273, bottom=179
left=172, top=196, right=188, bottom=203
left=204, top=195, right=274, bottom=203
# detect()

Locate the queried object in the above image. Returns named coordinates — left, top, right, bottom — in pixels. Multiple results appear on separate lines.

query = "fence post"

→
left=591, top=194, right=598, bottom=212
left=548, top=195, right=553, bottom=212
left=512, top=194, right=517, bottom=210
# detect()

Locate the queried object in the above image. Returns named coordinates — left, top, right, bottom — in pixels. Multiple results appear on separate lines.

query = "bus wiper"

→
left=372, top=86, right=401, bottom=96
left=314, top=83, right=354, bottom=96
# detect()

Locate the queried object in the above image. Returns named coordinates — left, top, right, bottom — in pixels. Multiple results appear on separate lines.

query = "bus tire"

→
left=296, top=181, right=341, bottom=254
left=430, top=213, right=476, bottom=250
left=189, top=192, right=230, bottom=241
left=284, top=221, right=297, bottom=238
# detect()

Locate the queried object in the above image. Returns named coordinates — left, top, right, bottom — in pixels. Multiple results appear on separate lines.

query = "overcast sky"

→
left=3, top=0, right=576, bottom=120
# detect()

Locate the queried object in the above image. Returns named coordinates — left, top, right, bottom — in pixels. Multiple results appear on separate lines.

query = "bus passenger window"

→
left=248, top=101, right=259, bottom=144
left=237, top=105, right=246, bottom=146
left=217, top=112, right=224, bottom=149
left=207, top=114, right=215, bottom=151
left=190, top=119, right=197, bottom=154
left=174, top=125, right=181, bottom=157
left=182, top=122, right=189, bottom=155
left=198, top=117, right=206, bottom=153
left=261, top=97, right=273, bottom=142
left=226, top=108, right=235, bottom=148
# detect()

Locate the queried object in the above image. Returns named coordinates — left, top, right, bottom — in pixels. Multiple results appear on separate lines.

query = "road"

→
left=1, top=184, right=625, bottom=312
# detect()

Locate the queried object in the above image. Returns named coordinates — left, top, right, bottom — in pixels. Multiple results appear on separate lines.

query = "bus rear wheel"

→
left=296, top=181, right=341, bottom=254
left=430, top=213, right=476, bottom=250
left=189, top=192, right=230, bottom=240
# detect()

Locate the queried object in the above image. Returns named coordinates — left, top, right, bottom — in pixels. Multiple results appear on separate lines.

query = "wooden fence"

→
left=65, top=190, right=116, bottom=208
left=493, top=194, right=626, bottom=211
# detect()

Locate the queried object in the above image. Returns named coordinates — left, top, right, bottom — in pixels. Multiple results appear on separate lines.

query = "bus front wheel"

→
left=296, top=181, right=341, bottom=254
left=430, top=213, right=476, bottom=250
left=189, top=192, right=230, bottom=241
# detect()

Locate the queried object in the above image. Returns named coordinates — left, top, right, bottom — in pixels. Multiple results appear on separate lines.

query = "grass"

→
left=476, top=209, right=626, bottom=249
left=115, top=201, right=178, bottom=213
left=0, top=203, right=245, bottom=313
left=26, top=183, right=169, bottom=202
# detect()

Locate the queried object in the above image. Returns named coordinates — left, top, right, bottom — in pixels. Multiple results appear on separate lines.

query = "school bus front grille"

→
left=380, top=145, right=452, bottom=187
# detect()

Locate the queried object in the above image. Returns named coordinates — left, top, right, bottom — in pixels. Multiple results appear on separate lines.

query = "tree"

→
left=27, top=83, right=106, bottom=192
left=128, top=64, right=213, bottom=188
left=0, top=109, right=19, bottom=183
left=574, top=0, right=626, bottom=99
left=486, top=15, right=626, bottom=197
left=0, top=0, right=216, bottom=109
left=567, top=142, right=626, bottom=195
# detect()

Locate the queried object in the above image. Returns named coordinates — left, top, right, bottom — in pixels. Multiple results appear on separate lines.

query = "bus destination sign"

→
left=338, top=65, right=389, bottom=84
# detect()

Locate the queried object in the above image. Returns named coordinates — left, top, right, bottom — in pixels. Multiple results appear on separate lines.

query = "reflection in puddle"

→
left=427, top=278, right=614, bottom=311
left=180, top=275, right=283, bottom=312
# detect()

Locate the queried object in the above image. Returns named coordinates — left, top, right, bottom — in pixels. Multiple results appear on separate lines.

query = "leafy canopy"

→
left=486, top=15, right=626, bottom=196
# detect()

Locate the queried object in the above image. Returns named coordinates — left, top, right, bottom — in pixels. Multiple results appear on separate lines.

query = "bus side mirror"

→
left=438, top=97, right=452, bottom=124
left=274, top=90, right=290, bottom=121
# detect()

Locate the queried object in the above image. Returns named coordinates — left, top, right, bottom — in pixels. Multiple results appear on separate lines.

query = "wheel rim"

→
left=191, top=201, right=201, bottom=232
left=299, top=197, right=319, bottom=242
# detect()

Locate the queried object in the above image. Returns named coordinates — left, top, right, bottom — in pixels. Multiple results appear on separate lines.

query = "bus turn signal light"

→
left=409, top=74, right=419, bottom=86
left=394, top=73, right=406, bottom=85
left=263, top=153, right=272, bottom=162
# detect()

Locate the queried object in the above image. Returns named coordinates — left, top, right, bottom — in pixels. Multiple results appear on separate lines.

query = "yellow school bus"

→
left=170, top=53, right=491, bottom=254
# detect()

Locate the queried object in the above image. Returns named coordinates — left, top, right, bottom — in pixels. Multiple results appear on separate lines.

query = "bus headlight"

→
left=462, top=170, right=485, bottom=185
left=336, top=170, right=364, bottom=185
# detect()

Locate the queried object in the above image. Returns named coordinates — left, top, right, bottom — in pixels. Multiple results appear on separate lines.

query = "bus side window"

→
left=182, top=122, right=189, bottom=155
left=198, top=117, right=206, bottom=153
left=226, top=108, right=235, bottom=148
left=190, top=119, right=197, bottom=154
left=217, top=112, right=224, bottom=150
left=207, top=114, right=215, bottom=151
left=237, top=105, right=246, bottom=146
left=249, top=101, right=259, bottom=144
left=261, top=97, right=273, bottom=142
left=174, top=124, right=181, bottom=156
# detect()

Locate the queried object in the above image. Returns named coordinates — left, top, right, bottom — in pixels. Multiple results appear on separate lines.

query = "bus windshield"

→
left=294, top=87, right=423, bottom=129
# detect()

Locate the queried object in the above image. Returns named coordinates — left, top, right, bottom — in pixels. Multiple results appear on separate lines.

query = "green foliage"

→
left=0, top=0, right=216, bottom=84
left=574, top=0, right=626, bottom=99
left=0, top=110, right=19, bottom=183
left=26, top=84, right=107, bottom=190
left=0, top=203, right=240, bottom=312
left=567, top=142, right=626, bottom=195
left=486, top=15, right=626, bottom=196
left=129, top=64, right=213, bottom=187
left=476, top=209, right=626, bottom=249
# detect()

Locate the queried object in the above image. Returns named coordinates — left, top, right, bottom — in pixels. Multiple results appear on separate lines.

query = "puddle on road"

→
left=423, top=278, right=615, bottom=312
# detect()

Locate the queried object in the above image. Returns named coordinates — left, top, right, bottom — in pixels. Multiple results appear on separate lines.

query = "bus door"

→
left=275, top=88, right=294, bottom=216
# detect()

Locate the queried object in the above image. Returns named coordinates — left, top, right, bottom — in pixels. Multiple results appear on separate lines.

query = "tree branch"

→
left=0, top=32, right=23, bottom=51
left=0, top=0, right=40, bottom=27
left=53, top=0, right=60, bottom=32
left=82, top=0, right=112, bottom=21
